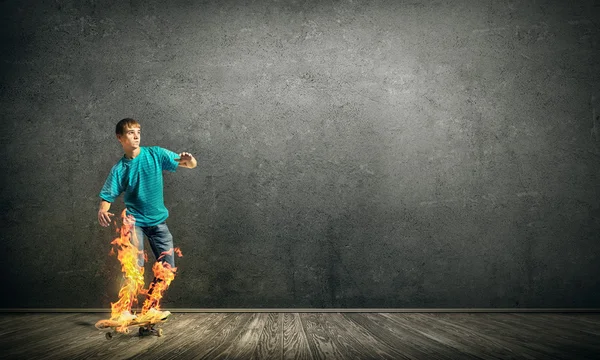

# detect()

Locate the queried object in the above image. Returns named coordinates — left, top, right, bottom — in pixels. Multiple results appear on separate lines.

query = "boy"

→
left=98, top=118, right=196, bottom=311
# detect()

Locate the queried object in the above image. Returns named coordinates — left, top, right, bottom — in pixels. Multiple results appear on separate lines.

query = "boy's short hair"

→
left=116, top=118, right=141, bottom=135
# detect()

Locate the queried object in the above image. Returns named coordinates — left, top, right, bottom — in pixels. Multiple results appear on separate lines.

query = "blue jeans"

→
left=131, top=221, right=176, bottom=268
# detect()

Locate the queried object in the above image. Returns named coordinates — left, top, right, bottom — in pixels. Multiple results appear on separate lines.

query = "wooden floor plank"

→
left=505, top=313, right=600, bottom=338
left=386, top=313, right=538, bottom=360
left=434, top=313, right=598, bottom=360
left=356, top=313, right=468, bottom=360
left=300, top=313, right=348, bottom=359
left=323, top=312, right=409, bottom=360
left=250, top=313, right=284, bottom=360
left=483, top=313, right=600, bottom=359
left=0, top=312, right=599, bottom=360
left=282, top=312, right=313, bottom=360
left=487, top=312, right=600, bottom=358
left=341, top=313, right=415, bottom=360
left=209, top=313, right=275, bottom=360
left=0, top=314, right=87, bottom=359
left=88, top=313, right=199, bottom=360
left=541, top=314, right=600, bottom=333
left=168, top=312, right=254, bottom=360
left=129, top=312, right=248, bottom=360
left=438, top=313, right=565, bottom=359
left=317, top=312, right=379, bottom=359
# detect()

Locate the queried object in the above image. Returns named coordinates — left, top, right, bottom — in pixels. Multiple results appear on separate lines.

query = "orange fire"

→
left=108, top=210, right=145, bottom=331
left=140, top=248, right=183, bottom=314
left=107, top=210, right=183, bottom=329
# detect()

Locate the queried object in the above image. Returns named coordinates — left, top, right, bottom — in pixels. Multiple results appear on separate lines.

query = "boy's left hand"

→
left=176, top=152, right=194, bottom=162
left=176, top=152, right=197, bottom=168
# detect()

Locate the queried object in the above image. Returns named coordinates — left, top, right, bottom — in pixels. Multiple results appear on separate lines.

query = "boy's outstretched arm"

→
left=176, top=152, right=197, bottom=169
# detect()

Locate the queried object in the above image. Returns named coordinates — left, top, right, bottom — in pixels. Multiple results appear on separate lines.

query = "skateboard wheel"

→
left=139, top=327, right=144, bottom=335
left=105, top=332, right=113, bottom=340
left=157, top=328, right=163, bottom=337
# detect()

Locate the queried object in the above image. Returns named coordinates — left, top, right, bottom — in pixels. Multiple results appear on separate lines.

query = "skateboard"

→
left=95, top=311, right=171, bottom=340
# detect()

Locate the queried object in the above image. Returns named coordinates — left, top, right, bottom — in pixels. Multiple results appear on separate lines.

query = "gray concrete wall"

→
left=1, top=0, right=599, bottom=308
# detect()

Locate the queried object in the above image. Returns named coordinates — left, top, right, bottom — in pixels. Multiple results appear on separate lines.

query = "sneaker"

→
left=138, top=308, right=171, bottom=322
left=116, top=310, right=137, bottom=323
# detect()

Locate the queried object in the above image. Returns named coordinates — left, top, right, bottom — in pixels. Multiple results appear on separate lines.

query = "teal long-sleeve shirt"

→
left=100, top=146, right=179, bottom=227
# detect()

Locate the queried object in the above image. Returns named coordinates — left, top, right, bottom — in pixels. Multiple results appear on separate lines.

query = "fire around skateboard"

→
left=95, top=311, right=171, bottom=340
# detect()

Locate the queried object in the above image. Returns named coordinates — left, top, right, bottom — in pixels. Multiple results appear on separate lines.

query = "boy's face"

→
left=117, top=125, right=141, bottom=150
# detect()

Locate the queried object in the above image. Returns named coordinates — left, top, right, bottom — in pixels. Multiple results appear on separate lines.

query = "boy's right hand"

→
left=98, top=210, right=115, bottom=227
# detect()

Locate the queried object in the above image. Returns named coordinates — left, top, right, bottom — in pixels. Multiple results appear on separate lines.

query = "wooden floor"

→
left=0, top=312, right=599, bottom=359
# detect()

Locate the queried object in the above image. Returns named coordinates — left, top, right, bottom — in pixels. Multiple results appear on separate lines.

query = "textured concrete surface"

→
left=1, top=0, right=599, bottom=308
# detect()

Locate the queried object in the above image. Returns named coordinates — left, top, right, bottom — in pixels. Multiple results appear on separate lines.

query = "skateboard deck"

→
left=95, top=311, right=171, bottom=339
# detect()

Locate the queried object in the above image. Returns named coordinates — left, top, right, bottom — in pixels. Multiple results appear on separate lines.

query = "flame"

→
left=140, top=248, right=183, bottom=315
left=108, top=210, right=145, bottom=332
left=105, top=212, right=184, bottom=328
left=140, top=262, right=176, bottom=314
